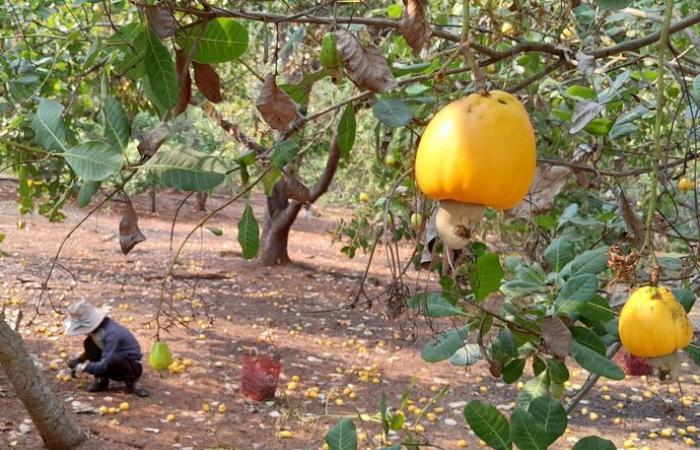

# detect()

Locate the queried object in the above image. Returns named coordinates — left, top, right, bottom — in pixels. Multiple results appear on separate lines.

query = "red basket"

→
left=241, top=347, right=281, bottom=401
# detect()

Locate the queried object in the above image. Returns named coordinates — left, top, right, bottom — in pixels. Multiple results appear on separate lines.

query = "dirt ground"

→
left=0, top=182, right=699, bottom=450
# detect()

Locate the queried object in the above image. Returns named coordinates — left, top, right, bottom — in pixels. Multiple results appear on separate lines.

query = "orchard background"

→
left=1, top=0, right=700, bottom=449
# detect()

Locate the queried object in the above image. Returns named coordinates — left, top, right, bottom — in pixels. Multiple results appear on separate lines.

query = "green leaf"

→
left=554, top=274, right=598, bottom=315
left=503, top=359, right=526, bottom=384
left=566, top=85, right=596, bottom=100
left=510, top=408, right=548, bottom=450
left=469, top=253, right=503, bottom=300
left=571, top=326, right=606, bottom=355
left=380, top=393, right=389, bottom=434
left=32, top=98, right=66, bottom=152
left=516, top=372, right=550, bottom=410
left=560, top=246, right=609, bottom=278
left=449, top=344, right=482, bottom=366
left=325, top=418, right=357, bottom=450
left=672, top=288, right=695, bottom=313
left=463, top=400, right=512, bottom=450
left=421, top=326, right=469, bottom=362
left=145, top=148, right=226, bottom=191
left=572, top=436, right=616, bottom=450
left=544, top=238, right=574, bottom=272
left=372, top=99, right=413, bottom=128
left=501, top=280, right=547, bottom=299
left=528, top=396, right=567, bottom=445
left=77, top=181, right=101, bottom=208
left=546, top=359, right=570, bottom=384
left=269, top=140, right=300, bottom=169
left=262, top=167, right=282, bottom=196
left=387, top=3, right=403, bottom=18
left=594, top=0, right=633, bottom=11
left=178, top=18, right=248, bottom=64
left=684, top=343, right=700, bottom=367
left=338, top=105, right=356, bottom=158
left=63, top=142, right=124, bottom=181
left=103, top=96, right=131, bottom=152
left=237, top=204, right=259, bottom=260
left=579, top=296, right=615, bottom=322
left=144, top=29, right=178, bottom=111
left=692, top=75, right=700, bottom=101
left=571, top=341, right=624, bottom=380
left=406, top=293, right=465, bottom=317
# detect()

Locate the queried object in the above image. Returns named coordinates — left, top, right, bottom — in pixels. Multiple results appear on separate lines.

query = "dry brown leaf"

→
left=174, top=50, right=191, bottom=116
left=285, top=173, right=311, bottom=203
left=137, top=123, right=170, bottom=160
left=400, top=0, right=431, bottom=53
left=193, top=62, right=223, bottom=103
left=119, top=202, right=146, bottom=255
left=334, top=30, right=398, bottom=93
left=507, top=165, right=572, bottom=219
left=618, top=188, right=644, bottom=247
left=255, top=74, right=301, bottom=131
left=144, top=6, right=178, bottom=38
left=540, top=317, right=572, bottom=359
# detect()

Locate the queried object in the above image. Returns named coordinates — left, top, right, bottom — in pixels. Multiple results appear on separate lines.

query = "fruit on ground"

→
left=618, top=286, right=693, bottom=380
left=119, top=402, right=129, bottom=411
left=415, top=90, right=536, bottom=248
left=359, top=192, right=369, bottom=202
left=384, top=153, right=397, bottom=167
left=679, top=178, right=694, bottom=192
left=149, top=340, right=174, bottom=371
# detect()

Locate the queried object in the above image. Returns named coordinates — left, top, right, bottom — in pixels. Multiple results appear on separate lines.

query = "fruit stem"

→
left=642, top=0, right=673, bottom=268
left=460, top=0, right=488, bottom=95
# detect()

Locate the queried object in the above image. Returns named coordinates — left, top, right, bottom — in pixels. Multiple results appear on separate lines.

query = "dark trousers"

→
left=82, top=336, right=143, bottom=384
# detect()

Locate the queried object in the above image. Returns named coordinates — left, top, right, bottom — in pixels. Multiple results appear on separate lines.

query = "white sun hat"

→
left=62, top=300, right=107, bottom=336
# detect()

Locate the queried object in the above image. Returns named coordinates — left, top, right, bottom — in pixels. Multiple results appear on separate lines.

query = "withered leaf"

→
left=175, top=49, right=192, bottom=116
left=285, top=173, right=311, bottom=203
left=400, top=0, right=431, bottom=53
left=619, top=188, right=644, bottom=247
left=255, top=74, right=301, bottom=131
left=193, top=62, right=223, bottom=103
left=334, top=30, right=398, bottom=93
left=144, top=6, right=178, bottom=39
left=137, top=122, right=171, bottom=160
left=119, top=201, right=146, bottom=255
left=508, top=165, right=571, bottom=219
left=540, top=317, right=572, bottom=359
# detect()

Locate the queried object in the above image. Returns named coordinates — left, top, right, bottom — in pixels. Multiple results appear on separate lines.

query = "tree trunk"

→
left=149, top=186, right=157, bottom=213
left=0, top=317, right=87, bottom=450
left=194, top=192, right=207, bottom=211
left=258, top=132, right=341, bottom=266
left=260, top=180, right=302, bottom=265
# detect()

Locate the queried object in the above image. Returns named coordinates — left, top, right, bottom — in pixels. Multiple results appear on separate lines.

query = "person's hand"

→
left=72, top=362, right=89, bottom=378
left=67, top=357, right=82, bottom=369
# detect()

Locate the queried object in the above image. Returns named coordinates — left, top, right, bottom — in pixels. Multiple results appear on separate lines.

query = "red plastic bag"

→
left=241, top=347, right=281, bottom=401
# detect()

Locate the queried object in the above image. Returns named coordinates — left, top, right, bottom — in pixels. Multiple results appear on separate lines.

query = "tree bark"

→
left=259, top=132, right=341, bottom=266
left=0, top=317, right=87, bottom=450
left=194, top=192, right=207, bottom=211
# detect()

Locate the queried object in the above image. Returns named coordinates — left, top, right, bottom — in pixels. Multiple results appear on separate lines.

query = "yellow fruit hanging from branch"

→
left=618, top=286, right=694, bottom=380
left=415, top=90, right=536, bottom=248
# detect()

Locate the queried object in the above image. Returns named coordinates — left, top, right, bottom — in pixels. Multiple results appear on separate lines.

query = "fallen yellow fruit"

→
left=679, top=178, right=694, bottom=192
left=166, top=414, right=176, bottom=422
left=119, top=402, right=129, bottom=411
left=457, top=440, right=468, bottom=448
left=99, top=406, right=108, bottom=415
left=277, top=430, right=293, bottom=439
left=218, top=404, right=226, bottom=414
left=202, top=403, right=210, bottom=412
left=107, top=407, right=117, bottom=415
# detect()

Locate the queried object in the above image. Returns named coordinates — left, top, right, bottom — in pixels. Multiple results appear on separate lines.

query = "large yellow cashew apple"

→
left=618, top=286, right=694, bottom=380
left=415, top=90, right=536, bottom=248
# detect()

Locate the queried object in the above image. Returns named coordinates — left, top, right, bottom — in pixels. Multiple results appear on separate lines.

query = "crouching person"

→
left=63, top=300, right=150, bottom=397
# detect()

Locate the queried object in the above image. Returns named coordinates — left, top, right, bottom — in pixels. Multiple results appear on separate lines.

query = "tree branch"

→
left=309, top=131, right=340, bottom=202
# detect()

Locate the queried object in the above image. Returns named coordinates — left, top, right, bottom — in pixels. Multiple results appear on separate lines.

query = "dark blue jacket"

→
left=85, top=318, right=142, bottom=377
